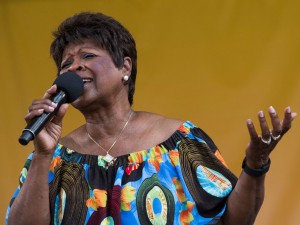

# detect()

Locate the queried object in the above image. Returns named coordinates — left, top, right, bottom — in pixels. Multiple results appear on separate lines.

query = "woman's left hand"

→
left=245, top=106, right=297, bottom=170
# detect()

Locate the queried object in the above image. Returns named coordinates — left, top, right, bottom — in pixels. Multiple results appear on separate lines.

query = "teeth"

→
left=82, top=78, right=92, bottom=84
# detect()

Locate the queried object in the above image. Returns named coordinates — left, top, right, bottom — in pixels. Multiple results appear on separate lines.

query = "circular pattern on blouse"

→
left=178, top=137, right=237, bottom=218
left=7, top=122, right=238, bottom=225
left=49, top=161, right=89, bottom=225
left=146, top=186, right=168, bottom=224
left=136, top=174, right=174, bottom=225
left=196, top=165, right=232, bottom=197
left=100, top=216, right=114, bottom=225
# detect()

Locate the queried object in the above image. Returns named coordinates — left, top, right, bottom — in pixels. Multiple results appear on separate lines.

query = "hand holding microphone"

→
left=19, top=72, right=84, bottom=149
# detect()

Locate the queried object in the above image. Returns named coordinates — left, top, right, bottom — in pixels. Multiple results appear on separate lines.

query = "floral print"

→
left=6, top=121, right=237, bottom=225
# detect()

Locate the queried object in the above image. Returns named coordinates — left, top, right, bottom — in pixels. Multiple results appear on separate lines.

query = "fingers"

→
left=25, top=100, right=58, bottom=122
left=28, top=99, right=57, bottom=112
left=268, top=106, right=282, bottom=139
left=248, top=106, right=297, bottom=147
left=258, top=110, right=271, bottom=144
left=246, top=119, right=259, bottom=144
left=25, top=85, right=59, bottom=123
left=42, top=85, right=57, bottom=99
left=281, top=106, right=297, bottom=134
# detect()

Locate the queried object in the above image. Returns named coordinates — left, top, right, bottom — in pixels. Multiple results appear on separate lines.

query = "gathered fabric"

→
left=6, top=121, right=237, bottom=225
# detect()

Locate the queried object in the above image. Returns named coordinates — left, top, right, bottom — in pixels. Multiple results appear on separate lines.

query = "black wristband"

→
left=242, top=157, right=271, bottom=177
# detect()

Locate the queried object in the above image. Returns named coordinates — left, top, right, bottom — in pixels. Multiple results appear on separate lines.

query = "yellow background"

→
left=1, top=0, right=300, bottom=224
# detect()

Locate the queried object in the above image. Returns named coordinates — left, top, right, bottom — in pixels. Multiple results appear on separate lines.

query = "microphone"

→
left=18, top=72, right=84, bottom=145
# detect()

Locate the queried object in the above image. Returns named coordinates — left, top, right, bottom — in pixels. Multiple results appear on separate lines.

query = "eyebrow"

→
left=62, top=46, right=97, bottom=59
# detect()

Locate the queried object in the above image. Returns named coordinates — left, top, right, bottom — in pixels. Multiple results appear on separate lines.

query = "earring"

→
left=123, top=75, right=129, bottom=81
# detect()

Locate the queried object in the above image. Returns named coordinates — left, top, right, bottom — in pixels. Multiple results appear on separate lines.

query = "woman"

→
left=6, top=12, right=296, bottom=225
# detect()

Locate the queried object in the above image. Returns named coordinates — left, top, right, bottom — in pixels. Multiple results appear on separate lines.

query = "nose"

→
left=67, top=59, right=86, bottom=72
left=69, top=65, right=84, bottom=71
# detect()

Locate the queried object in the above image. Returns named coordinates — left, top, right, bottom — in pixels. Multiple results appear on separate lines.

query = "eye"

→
left=61, top=60, right=73, bottom=70
left=83, top=53, right=96, bottom=59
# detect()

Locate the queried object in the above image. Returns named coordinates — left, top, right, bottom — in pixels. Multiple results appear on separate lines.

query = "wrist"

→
left=32, top=151, right=53, bottom=162
left=29, top=152, right=53, bottom=175
left=242, top=157, right=271, bottom=177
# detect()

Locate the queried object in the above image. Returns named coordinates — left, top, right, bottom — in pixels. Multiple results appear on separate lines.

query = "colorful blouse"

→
left=6, top=121, right=237, bottom=225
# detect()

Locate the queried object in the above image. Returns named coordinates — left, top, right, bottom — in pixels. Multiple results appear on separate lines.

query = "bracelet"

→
left=242, top=157, right=271, bottom=177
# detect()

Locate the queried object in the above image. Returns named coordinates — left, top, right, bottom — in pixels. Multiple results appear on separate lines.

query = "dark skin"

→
left=8, top=40, right=297, bottom=225
left=218, top=106, right=296, bottom=224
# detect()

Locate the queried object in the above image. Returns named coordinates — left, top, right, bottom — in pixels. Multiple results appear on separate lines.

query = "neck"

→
left=85, top=106, right=133, bottom=139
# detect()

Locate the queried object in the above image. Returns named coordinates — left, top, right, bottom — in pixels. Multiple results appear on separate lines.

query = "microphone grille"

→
left=53, top=72, right=84, bottom=103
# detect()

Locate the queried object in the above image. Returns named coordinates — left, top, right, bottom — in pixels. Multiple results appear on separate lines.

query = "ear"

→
left=122, top=57, right=132, bottom=77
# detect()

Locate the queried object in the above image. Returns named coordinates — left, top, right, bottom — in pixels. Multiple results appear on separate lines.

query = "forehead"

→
left=62, top=39, right=102, bottom=58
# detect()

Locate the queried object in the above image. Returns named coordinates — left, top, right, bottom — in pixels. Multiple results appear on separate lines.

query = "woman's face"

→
left=59, top=39, right=131, bottom=110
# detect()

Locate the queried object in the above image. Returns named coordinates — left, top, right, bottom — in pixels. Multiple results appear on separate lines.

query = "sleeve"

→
left=177, top=122, right=238, bottom=222
left=191, top=126, right=230, bottom=168
left=5, top=153, right=34, bottom=224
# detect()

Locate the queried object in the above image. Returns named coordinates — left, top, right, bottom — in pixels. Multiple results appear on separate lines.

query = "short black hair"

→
left=50, top=12, right=137, bottom=105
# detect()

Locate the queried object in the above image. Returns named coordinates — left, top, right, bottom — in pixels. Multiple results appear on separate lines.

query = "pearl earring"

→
left=123, top=75, right=129, bottom=81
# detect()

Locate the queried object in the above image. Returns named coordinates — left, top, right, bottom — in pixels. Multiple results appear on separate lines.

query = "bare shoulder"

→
left=59, top=125, right=87, bottom=151
left=135, top=111, right=184, bottom=141
left=137, top=111, right=183, bottom=127
left=156, top=115, right=184, bottom=132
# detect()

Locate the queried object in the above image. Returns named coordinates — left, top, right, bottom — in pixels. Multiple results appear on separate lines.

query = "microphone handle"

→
left=18, top=91, right=67, bottom=145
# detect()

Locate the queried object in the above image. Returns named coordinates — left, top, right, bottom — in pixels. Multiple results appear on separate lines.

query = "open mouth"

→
left=82, top=78, right=93, bottom=84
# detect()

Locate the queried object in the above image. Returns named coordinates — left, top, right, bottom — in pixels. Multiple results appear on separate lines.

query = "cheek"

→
left=94, top=61, right=121, bottom=78
left=100, top=55, right=120, bottom=70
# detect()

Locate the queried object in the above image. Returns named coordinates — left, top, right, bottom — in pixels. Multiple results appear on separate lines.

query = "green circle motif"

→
left=136, top=174, right=174, bottom=225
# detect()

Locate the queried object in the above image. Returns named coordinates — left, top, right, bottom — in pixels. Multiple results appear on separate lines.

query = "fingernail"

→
left=247, top=119, right=252, bottom=125
left=49, top=106, right=54, bottom=111
left=269, top=106, right=276, bottom=114
left=51, top=102, right=57, bottom=107
left=287, top=106, right=291, bottom=113
left=292, top=112, right=298, bottom=119
left=259, top=111, right=264, bottom=117
left=38, top=109, right=44, bottom=113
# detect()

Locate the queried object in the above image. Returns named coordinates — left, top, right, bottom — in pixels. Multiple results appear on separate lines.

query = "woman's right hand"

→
left=25, top=84, right=69, bottom=156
